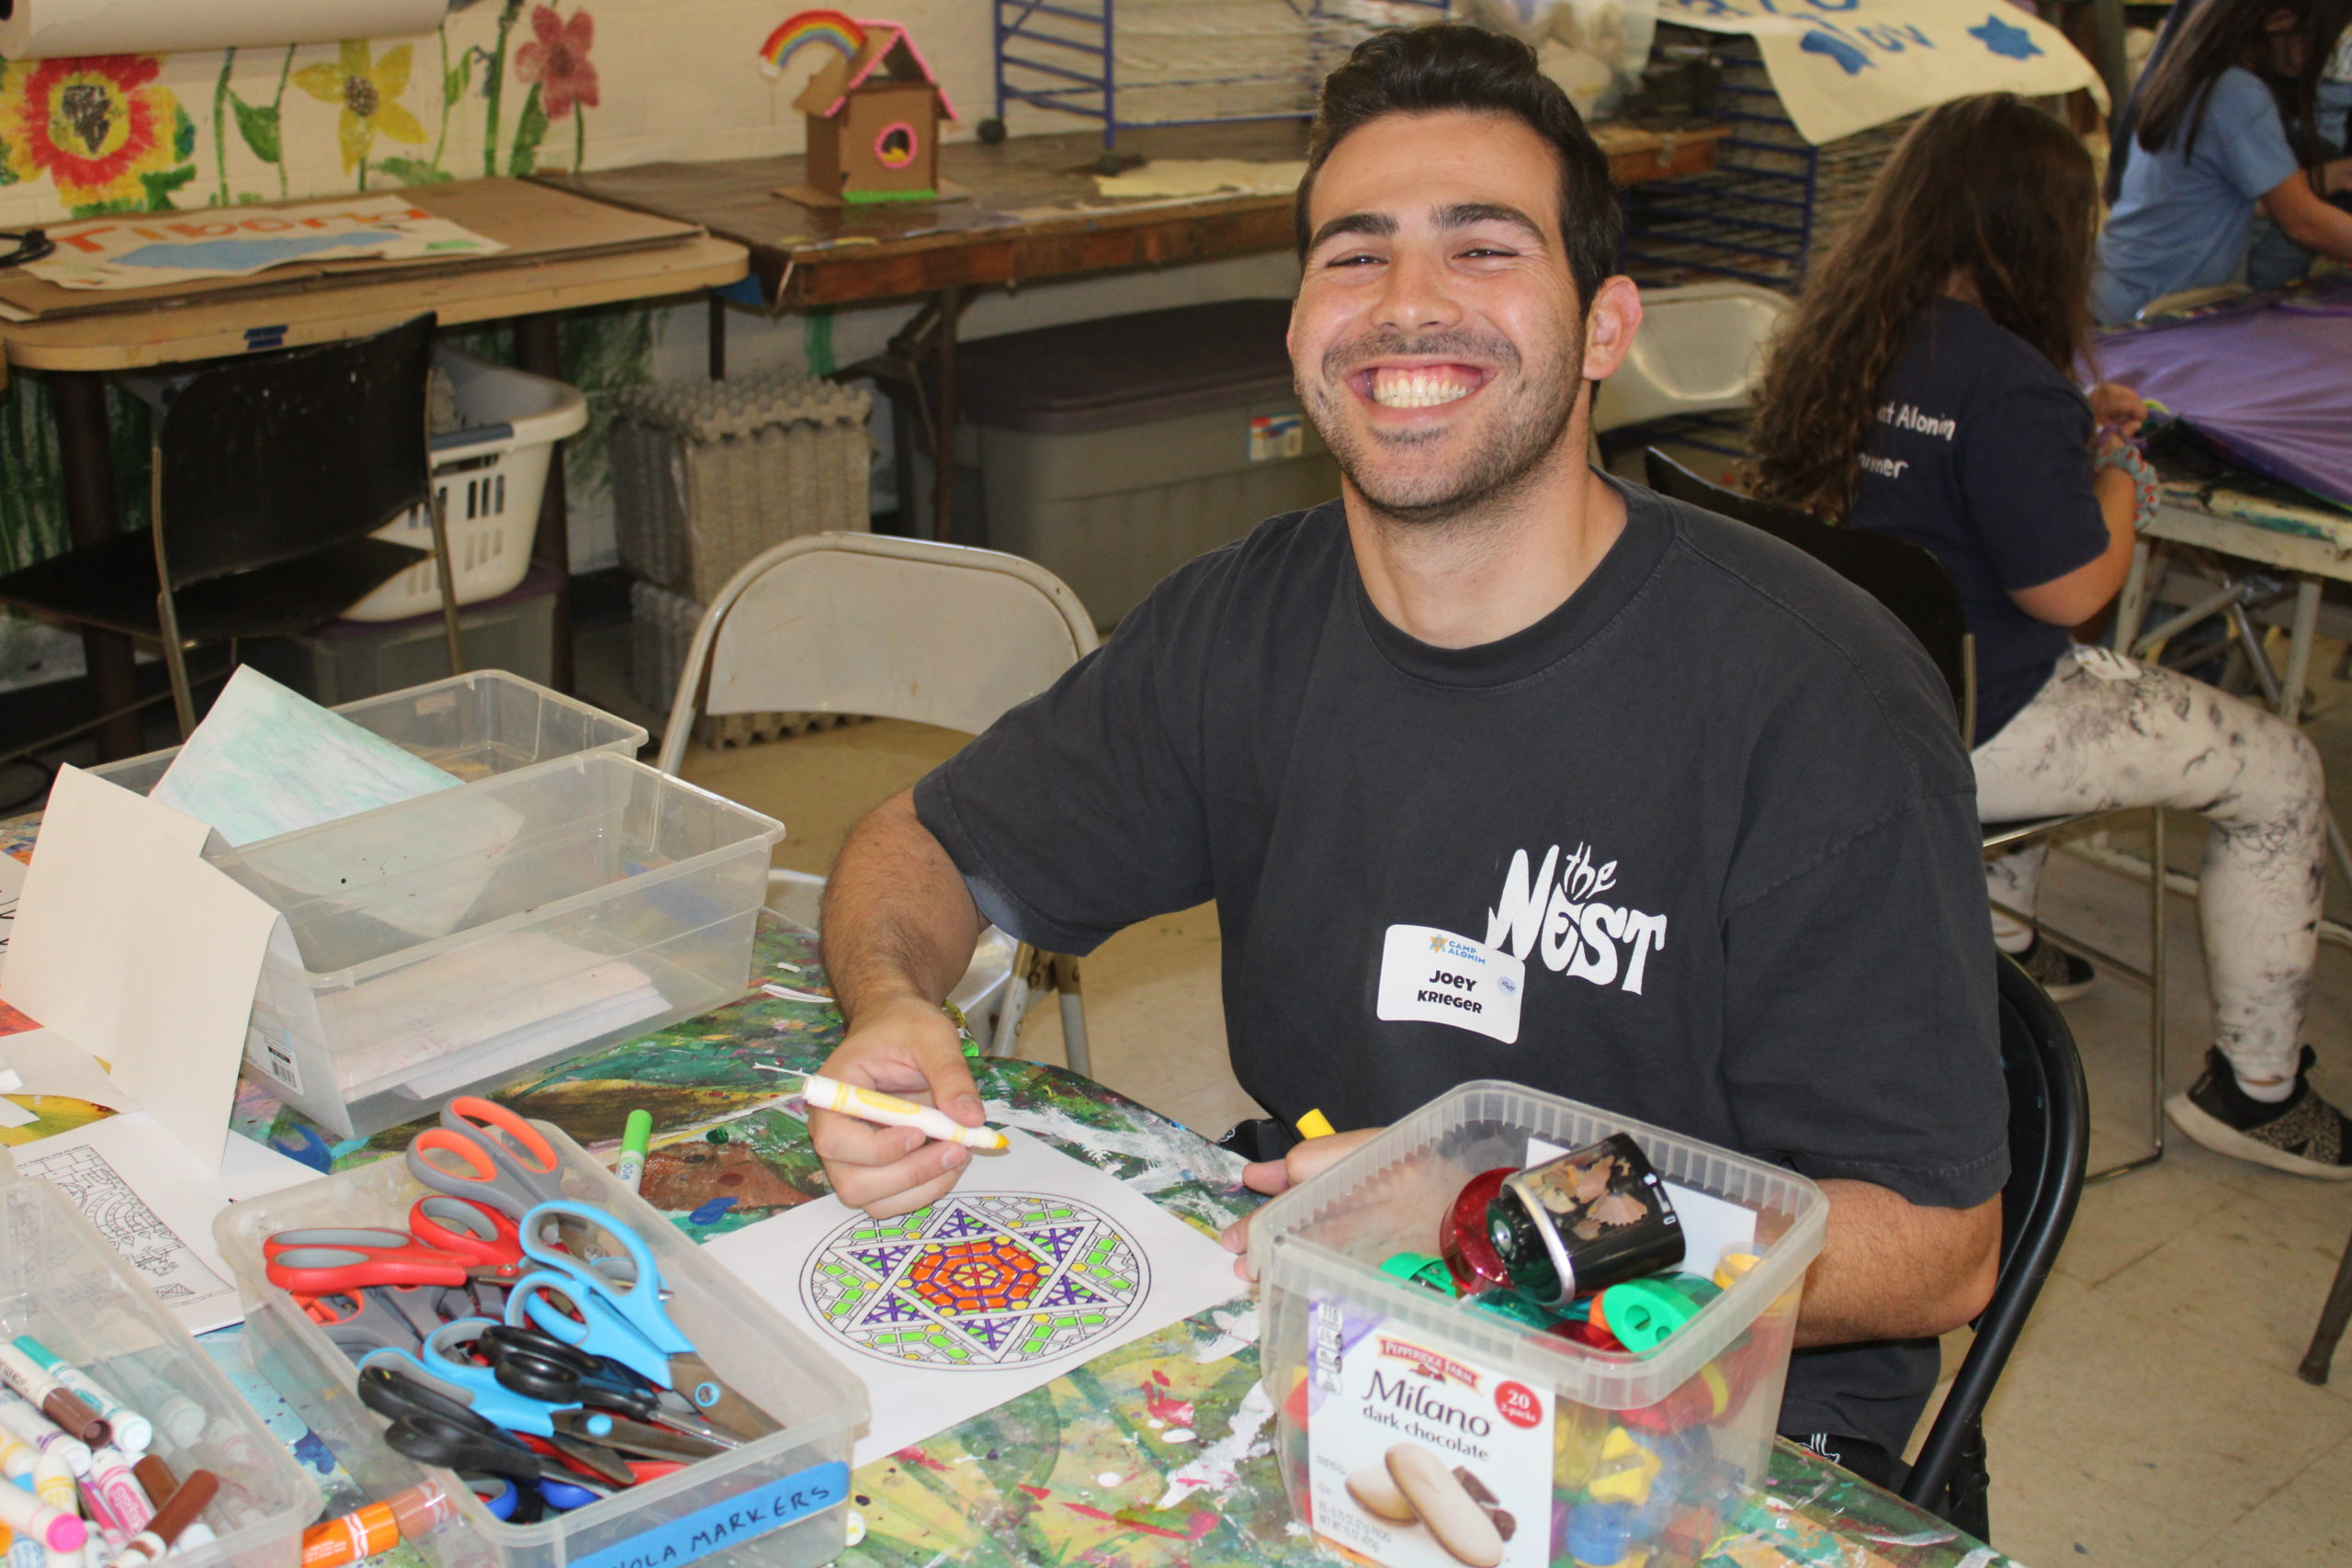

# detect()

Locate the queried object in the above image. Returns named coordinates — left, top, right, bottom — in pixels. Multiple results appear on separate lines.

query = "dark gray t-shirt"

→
left=913, top=478, right=2008, bottom=1452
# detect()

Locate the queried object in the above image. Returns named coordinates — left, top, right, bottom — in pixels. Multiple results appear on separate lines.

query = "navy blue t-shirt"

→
left=1848, top=299, right=2110, bottom=745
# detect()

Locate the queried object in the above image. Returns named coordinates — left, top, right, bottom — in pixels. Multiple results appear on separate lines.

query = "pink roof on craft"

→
left=800, top=19, right=958, bottom=121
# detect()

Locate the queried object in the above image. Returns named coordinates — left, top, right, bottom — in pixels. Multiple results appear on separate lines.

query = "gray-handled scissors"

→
left=406, top=1096, right=569, bottom=1223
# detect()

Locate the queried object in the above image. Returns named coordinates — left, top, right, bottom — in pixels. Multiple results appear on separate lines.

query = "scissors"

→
left=410, top=1196, right=529, bottom=1280
left=479, top=1325, right=740, bottom=1451
left=505, top=1201, right=777, bottom=1441
left=361, top=1327, right=637, bottom=1487
left=303, top=1291, right=423, bottom=1361
left=357, top=1366, right=622, bottom=1499
left=407, top=1099, right=569, bottom=1224
left=266, top=1229, right=509, bottom=1295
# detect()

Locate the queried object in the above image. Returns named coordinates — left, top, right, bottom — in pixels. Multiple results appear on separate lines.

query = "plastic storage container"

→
left=89, top=670, right=646, bottom=801
left=213, top=751, right=783, bottom=1139
left=345, top=348, right=591, bottom=622
left=1589, top=283, right=1792, bottom=433
left=0, top=1171, right=321, bottom=1568
left=243, top=566, right=567, bottom=708
left=1248, top=1081, right=1828, bottom=1568
left=908, top=299, right=1342, bottom=627
left=215, top=1125, right=866, bottom=1568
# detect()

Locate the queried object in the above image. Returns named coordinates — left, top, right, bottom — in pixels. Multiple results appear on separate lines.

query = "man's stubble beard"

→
left=1300, top=321, right=1586, bottom=531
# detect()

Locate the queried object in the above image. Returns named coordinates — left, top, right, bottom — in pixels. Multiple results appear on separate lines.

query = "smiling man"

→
left=807, top=25, right=2007, bottom=1482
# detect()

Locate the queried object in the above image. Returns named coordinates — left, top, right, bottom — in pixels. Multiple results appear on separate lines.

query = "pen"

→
left=616, top=1110, right=652, bottom=1195
left=798, top=1074, right=1008, bottom=1151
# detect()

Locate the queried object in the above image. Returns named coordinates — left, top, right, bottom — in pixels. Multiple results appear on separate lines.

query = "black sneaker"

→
left=2166, top=1046, right=2352, bottom=1180
left=2015, top=934, right=2095, bottom=1001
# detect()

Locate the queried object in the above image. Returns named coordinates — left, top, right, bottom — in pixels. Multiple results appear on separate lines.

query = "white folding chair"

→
left=656, top=532, right=1102, bottom=1076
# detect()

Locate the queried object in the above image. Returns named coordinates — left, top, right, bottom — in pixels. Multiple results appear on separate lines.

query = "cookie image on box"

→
left=1385, top=1443, right=1505, bottom=1567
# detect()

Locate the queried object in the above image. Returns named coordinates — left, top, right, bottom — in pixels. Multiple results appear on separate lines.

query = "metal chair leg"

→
left=1055, top=956, right=1091, bottom=1079
left=427, top=487, right=467, bottom=676
left=2299, top=1224, right=2352, bottom=1384
left=989, top=942, right=1033, bottom=1059
left=148, top=446, right=198, bottom=739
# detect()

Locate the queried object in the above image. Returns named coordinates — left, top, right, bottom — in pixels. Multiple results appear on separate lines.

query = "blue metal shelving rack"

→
left=992, top=0, right=1449, bottom=148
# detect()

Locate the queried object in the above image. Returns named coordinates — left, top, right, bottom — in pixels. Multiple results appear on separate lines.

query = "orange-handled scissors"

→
left=409, top=1195, right=529, bottom=1279
left=405, top=1097, right=568, bottom=1221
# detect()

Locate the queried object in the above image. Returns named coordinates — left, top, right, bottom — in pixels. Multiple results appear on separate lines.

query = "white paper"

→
left=1526, top=1136, right=1756, bottom=1280
left=0, top=1027, right=140, bottom=1111
left=153, top=666, right=459, bottom=847
left=0, top=0, right=446, bottom=62
left=0, top=849, right=24, bottom=963
left=705, top=1129, right=1246, bottom=1467
left=9, top=1112, right=316, bottom=1336
left=3, top=766, right=283, bottom=1173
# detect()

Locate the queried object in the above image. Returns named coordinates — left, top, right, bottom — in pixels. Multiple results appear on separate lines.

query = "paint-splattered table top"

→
left=0, top=802, right=2008, bottom=1568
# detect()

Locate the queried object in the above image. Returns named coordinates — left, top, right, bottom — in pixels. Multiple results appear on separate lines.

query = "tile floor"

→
left=592, top=622, right=2352, bottom=1568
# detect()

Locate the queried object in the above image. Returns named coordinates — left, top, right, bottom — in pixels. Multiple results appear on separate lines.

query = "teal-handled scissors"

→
left=357, top=1322, right=639, bottom=1487
left=504, top=1201, right=776, bottom=1441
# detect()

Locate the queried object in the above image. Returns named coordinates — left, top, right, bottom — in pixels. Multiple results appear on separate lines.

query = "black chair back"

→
left=1643, top=449, right=1974, bottom=735
left=1900, top=952, right=2089, bottom=1538
left=156, top=313, right=435, bottom=587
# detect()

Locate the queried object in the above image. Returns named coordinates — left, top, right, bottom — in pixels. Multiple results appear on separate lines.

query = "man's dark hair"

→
left=1295, top=24, right=1621, bottom=310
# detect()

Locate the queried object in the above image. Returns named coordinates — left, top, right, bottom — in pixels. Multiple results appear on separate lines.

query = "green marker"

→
left=616, top=1109, right=653, bottom=1194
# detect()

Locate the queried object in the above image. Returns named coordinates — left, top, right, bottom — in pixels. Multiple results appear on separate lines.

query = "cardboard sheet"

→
left=0, top=177, right=705, bottom=322
left=10, top=1112, right=316, bottom=1335
left=2, top=767, right=280, bottom=1173
left=1657, top=0, right=2104, bottom=144
left=1092, top=159, right=1305, bottom=200
left=28, top=195, right=505, bottom=291
left=704, top=1129, right=1246, bottom=1467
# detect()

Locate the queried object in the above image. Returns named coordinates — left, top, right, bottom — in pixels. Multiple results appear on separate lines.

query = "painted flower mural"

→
left=1, top=55, right=197, bottom=211
left=294, top=39, right=428, bottom=180
left=516, top=6, right=600, bottom=120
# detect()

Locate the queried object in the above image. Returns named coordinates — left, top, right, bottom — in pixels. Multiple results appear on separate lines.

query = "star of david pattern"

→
left=801, top=1191, right=1148, bottom=1369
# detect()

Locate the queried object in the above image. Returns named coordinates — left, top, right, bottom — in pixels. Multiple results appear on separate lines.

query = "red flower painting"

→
left=514, top=6, right=600, bottom=119
left=4, top=54, right=184, bottom=208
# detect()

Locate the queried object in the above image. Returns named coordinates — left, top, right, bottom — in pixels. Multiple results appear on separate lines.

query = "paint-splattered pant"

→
left=1974, top=645, right=2326, bottom=1083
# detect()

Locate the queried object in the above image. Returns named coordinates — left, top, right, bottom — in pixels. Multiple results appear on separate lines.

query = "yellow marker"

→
left=799, top=1074, right=1009, bottom=1151
left=1295, top=1109, right=1337, bottom=1140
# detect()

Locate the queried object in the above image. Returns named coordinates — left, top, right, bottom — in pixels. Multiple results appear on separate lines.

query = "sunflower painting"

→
left=0, top=55, right=198, bottom=213
left=293, top=39, right=429, bottom=185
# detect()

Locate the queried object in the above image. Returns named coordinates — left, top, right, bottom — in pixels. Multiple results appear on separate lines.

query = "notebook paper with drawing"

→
left=704, top=1128, right=1246, bottom=1467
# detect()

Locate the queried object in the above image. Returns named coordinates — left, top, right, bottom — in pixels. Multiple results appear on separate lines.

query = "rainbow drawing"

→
left=759, top=10, right=867, bottom=78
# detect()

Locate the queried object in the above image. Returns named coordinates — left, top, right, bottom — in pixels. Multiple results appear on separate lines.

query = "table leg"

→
left=512, top=314, right=574, bottom=694
left=52, top=372, right=141, bottom=760
left=930, top=286, right=963, bottom=543
left=2278, top=576, right=2321, bottom=726
left=707, top=294, right=726, bottom=382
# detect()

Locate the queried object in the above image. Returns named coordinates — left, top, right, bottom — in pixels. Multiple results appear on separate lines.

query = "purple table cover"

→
left=2095, top=281, right=2352, bottom=510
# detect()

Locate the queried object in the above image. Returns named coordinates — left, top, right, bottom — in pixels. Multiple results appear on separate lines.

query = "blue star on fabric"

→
left=1800, top=29, right=1873, bottom=74
left=1969, top=14, right=2043, bottom=60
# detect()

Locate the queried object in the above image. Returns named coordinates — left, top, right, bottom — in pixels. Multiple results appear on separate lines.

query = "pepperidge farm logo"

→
left=1484, top=841, right=1668, bottom=995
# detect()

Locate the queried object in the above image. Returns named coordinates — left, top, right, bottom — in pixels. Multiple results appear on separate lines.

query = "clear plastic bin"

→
left=213, top=1125, right=865, bottom=1568
left=213, top=751, right=783, bottom=1139
left=88, top=671, right=647, bottom=802
left=0, top=1171, right=321, bottom=1568
left=1247, top=1081, right=1828, bottom=1568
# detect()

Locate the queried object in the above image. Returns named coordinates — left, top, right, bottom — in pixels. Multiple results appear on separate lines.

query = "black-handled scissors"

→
left=357, top=1365, right=628, bottom=1492
left=480, top=1325, right=740, bottom=1450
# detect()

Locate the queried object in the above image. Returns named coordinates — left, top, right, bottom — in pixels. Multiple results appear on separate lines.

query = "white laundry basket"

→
left=342, top=349, right=589, bottom=621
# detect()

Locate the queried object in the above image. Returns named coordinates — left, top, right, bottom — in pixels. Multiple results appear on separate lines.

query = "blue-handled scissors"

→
left=406, top=1098, right=570, bottom=1224
left=505, top=1201, right=776, bottom=1441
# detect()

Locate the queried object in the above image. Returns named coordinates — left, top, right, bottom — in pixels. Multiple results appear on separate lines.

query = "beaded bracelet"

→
left=2095, top=441, right=2161, bottom=531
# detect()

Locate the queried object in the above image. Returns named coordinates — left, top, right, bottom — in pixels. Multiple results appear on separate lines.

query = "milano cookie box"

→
left=1247, top=1082, right=1828, bottom=1568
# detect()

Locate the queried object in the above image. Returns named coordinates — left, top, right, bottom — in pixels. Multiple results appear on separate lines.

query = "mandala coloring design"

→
left=801, top=1192, right=1148, bottom=1368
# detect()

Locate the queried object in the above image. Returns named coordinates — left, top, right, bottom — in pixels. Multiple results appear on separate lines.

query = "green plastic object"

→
left=1595, top=1275, right=1722, bottom=1353
left=1378, top=1252, right=1458, bottom=1297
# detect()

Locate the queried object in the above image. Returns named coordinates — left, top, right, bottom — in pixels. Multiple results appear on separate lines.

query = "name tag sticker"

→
left=1375, top=924, right=1524, bottom=1045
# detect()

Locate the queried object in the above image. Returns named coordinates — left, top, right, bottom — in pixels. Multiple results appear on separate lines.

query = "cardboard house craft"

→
left=793, top=21, right=958, bottom=206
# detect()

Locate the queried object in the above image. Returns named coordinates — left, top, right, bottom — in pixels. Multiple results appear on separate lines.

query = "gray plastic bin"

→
left=910, top=299, right=1341, bottom=627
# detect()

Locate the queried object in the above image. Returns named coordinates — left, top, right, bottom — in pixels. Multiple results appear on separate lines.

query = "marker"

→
left=28, top=1456, right=74, bottom=1535
left=0, top=1354, right=103, bottom=1448
left=0, top=1402, right=87, bottom=1480
left=100, top=1470, right=211, bottom=1568
left=1, top=1524, right=36, bottom=1568
left=296, top=1484, right=453, bottom=1568
left=0, top=1476, right=85, bottom=1554
left=616, top=1111, right=652, bottom=1195
left=8, top=1347, right=147, bottom=1458
left=1295, top=1109, right=1337, bottom=1140
left=797, top=1074, right=1008, bottom=1151
left=0, top=1427, right=34, bottom=1483
left=78, top=1450, right=147, bottom=1537
left=124, top=1465, right=170, bottom=1517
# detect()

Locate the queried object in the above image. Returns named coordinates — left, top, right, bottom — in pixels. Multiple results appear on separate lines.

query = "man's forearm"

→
left=820, top=790, right=989, bottom=1022
left=1793, top=1180, right=2001, bottom=1348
